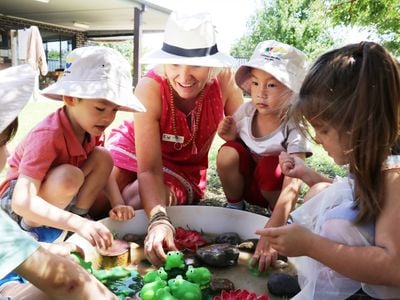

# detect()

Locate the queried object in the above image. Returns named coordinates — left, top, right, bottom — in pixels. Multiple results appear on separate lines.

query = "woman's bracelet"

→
left=147, top=218, right=176, bottom=236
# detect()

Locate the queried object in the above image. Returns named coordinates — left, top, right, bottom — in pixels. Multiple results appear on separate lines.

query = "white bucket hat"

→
left=235, top=40, right=307, bottom=94
left=41, top=46, right=146, bottom=112
left=0, top=64, right=35, bottom=133
left=141, top=11, right=235, bottom=67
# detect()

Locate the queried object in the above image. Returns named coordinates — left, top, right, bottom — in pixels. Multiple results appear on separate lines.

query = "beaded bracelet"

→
left=147, top=218, right=176, bottom=236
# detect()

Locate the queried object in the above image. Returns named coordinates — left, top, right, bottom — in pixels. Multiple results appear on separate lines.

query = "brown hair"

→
left=295, top=41, right=400, bottom=224
left=0, top=118, right=18, bottom=146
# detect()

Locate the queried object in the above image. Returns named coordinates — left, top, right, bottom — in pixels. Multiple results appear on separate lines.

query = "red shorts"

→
left=222, top=140, right=284, bottom=208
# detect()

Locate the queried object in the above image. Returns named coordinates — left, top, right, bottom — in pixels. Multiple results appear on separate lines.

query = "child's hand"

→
left=217, top=116, right=237, bottom=141
left=78, top=219, right=113, bottom=250
left=279, top=151, right=308, bottom=179
left=250, top=235, right=278, bottom=273
left=256, top=224, right=314, bottom=257
left=109, top=204, right=135, bottom=221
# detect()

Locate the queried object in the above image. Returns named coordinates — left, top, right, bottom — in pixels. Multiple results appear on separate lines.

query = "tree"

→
left=231, top=0, right=335, bottom=60
left=327, top=0, right=400, bottom=56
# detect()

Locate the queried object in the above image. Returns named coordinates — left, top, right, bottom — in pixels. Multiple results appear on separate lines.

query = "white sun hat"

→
left=0, top=64, right=36, bottom=133
left=141, top=11, right=235, bottom=67
left=235, top=40, right=308, bottom=94
left=41, top=46, right=146, bottom=112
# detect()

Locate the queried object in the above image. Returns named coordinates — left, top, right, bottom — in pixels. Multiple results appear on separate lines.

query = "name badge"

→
left=162, top=133, right=184, bottom=144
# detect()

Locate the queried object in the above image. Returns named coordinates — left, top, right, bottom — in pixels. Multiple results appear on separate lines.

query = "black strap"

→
left=162, top=42, right=219, bottom=58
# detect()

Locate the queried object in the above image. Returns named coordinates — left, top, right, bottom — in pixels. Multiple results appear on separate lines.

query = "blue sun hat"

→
left=41, top=46, right=146, bottom=112
left=235, top=40, right=308, bottom=94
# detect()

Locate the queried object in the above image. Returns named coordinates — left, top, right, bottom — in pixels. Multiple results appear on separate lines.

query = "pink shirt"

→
left=2, top=107, right=101, bottom=191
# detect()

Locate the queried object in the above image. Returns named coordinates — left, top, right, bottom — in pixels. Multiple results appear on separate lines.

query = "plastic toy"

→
left=140, top=277, right=167, bottom=300
left=92, top=266, right=133, bottom=282
left=247, top=259, right=271, bottom=277
left=164, top=251, right=185, bottom=271
left=168, top=275, right=202, bottom=300
left=185, top=265, right=212, bottom=286
left=70, top=252, right=93, bottom=273
left=155, top=286, right=178, bottom=300
left=144, top=267, right=168, bottom=283
left=214, top=289, right=269, bottom=300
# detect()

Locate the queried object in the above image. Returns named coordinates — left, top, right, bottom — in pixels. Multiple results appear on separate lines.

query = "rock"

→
left=267, top=272, right=300, bottom=298
left=196, top=243, right=240, bottom=267
left=214, top=232, right=242, bottom=245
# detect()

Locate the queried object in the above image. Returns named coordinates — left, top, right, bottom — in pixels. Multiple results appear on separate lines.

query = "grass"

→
left=3, top=98, right=346, bottom=203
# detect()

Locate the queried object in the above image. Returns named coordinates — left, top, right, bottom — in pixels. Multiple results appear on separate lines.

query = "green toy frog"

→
left=92, top=266, right=133, bottom=282
left=155, top=286, right=178, bottom=300
left=164, top=251, right=185, bottom=271
left=185, top=265, right=212, bottom=286
left=168, top=275, right=202, bottom=300
left=70, top=252, right=93, bottom=273
left=140, top=277, right=167, bottom=300
left=144, top=267, right=168, bottom=283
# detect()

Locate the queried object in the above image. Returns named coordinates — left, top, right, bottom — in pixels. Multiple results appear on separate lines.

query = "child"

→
left=257, top=42, right=400, bottom=299
left=0, top=46, right=145, bottom=247
left=217, top=40, right=311, bottom=272
left=0, top=64, right=117, bottom=299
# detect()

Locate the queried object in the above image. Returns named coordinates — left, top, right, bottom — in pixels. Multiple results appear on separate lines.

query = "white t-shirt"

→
left=233, top=102, right=312, bottom=156
left=0, top=208, right=39, bottom=279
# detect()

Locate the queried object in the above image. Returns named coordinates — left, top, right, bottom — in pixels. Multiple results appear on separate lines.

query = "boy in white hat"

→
left=217, top=40, right=311, bottom=272
left=0, top=46, right=145, bottom=247
left=0, top=64, right=117, bottom=299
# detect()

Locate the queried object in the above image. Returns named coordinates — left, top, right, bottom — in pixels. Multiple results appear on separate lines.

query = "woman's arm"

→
left=217, top=68, right=244, bottom=116
left=133, top=77, right=169, bottom=217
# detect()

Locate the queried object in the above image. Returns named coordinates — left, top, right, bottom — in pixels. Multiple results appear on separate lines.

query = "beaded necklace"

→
left=168, top=82, right=205, bottom=154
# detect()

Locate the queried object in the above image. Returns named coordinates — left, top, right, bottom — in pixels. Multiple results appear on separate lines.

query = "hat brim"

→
left=235, top=63, right=302, bottom=95
left=0, top=64, right=36, bottom=133
left=41, top=80, right=146, bottom=113
left=141, top=49, right=236, bottom=68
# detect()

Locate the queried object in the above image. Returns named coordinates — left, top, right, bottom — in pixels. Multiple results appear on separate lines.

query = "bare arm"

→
left=133, top=77, right=177, bottom=266
left=217, top=68, right=244, bottom=116
left=279, top=151, right=333, bottom=186
left=12, top=175, right=113, bottom=249
left=15, top=246, right=117, bottom=300
left=257, top=169, right=400, bottom=285
left=104, top=173, right=134, bottom=221
left=133, top=77, right=169, bottom=217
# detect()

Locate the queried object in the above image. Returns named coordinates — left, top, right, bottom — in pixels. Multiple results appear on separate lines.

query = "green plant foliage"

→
left=326, top=0, right=400, bottom=55
left=230, top=0, right=335, bottom=60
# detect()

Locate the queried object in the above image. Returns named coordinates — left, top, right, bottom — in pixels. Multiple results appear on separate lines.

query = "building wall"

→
left=0, top=15, right=86, bottom=69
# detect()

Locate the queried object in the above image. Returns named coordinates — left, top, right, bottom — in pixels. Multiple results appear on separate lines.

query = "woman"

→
left=100, top=11, right=243, bottom=266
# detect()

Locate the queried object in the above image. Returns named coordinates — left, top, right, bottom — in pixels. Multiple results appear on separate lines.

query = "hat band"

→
left=162, top=42, right=219, bottom=58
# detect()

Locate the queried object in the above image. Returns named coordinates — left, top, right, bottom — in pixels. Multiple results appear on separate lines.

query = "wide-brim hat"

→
left=41, top=46, right=146, bottom=112
left=235, top=40, right=307, bottom=94
left=141, top=11, right=235, bottom=67
left=0, top=64, right=36, bottom=133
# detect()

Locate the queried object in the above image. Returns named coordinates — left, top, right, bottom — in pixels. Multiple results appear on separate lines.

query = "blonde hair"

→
left=153, top=64, right=224, bottom=82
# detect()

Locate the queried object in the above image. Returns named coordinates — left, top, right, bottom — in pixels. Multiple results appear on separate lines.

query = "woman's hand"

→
left=109, top=204, right=135, bottom=221
left=144, top=222, right=177, bottom=267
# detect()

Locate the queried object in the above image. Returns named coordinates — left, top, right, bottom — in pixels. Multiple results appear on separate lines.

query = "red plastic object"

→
left=174, top=227, right=207, bottom=251
left=214, top=289, right=269, bottom=300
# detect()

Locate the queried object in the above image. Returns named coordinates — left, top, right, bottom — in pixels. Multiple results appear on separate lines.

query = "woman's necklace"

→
left=168, top=82, right=205, bottom=154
